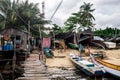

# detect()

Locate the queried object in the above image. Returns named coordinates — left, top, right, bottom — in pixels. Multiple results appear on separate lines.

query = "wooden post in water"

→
left=0, top=72, right=3, bottom=80
left=39, top=25, right=42, bottom=60
left=12, top=35, right=16, bottom=80
left=28, top=20, right=30, bottom=54
left=39, top=1, right=46, bottom=64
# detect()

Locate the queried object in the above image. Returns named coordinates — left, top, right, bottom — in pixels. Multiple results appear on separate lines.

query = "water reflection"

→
left=14, top=67, right=120, bottom=80
left=75, top=69, right=119, bottom=80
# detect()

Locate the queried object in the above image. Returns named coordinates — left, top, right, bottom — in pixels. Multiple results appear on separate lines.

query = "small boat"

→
left=104, top=42, right=116, bottom=48
left=68, top=43, right=78, bottom=49
left=90, top=53, right=120, bottom=78
left=43, top=47, right=54, bottom=58
left=70, top=53, right=106, bottom=76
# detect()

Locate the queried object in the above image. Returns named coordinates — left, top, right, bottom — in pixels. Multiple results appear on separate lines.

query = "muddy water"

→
left=2, top=65, right=119, bottom=80
left=75, top=69, right=119, bottom=80
left=47, top=67, right=119, bottom=80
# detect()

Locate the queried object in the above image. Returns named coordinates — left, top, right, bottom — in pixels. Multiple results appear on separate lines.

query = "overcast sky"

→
left=29, top=0, right=120, bottom=29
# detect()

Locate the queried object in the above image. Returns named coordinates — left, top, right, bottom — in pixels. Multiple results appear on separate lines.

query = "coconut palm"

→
left=0, top=0, right=22, bottom=28
left=64, top=16, right=78, bottom=32
left=0, top=0, right=48, bottom=36
left=80, top=2, right=95, bottom=29
left=64, top=2, right=95, bottom=32
left=52, top=24, right=63, bottom=34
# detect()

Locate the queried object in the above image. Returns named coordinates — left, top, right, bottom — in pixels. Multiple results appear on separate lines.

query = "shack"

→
left=0, top=27, right=30, bottom=50
left=54, top=32, right=77, bottom=49
left=78, top=29, right=93, bottom=45
left=0, top=27, right=31, bottom=79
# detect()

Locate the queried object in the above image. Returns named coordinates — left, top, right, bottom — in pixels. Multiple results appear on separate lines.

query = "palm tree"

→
left=0, top=0, right=12, bottom=28
left=64, top=2, right=95, bottom=32
left=0, top=0, right=48, bottom=36
left=64, top=16, right=78, bottom=32
left=80, top=2, right=95, bottom=29
left=0, top=0, right=23, bottom=28
left=52, top=24, right=63, bottom=34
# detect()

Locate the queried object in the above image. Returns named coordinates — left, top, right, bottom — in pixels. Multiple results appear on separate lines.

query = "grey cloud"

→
left=61, top=0, right=80, bottom=9
left=97, top=0, right=120, bottom=5
left=95, top=13, right=120, bottom=29
left=29, top=0, right=120, bottom=29
left=95, top=5, right=120, bottom=15
left=52, top=17, right=64, bottom=26
left=90, top=0, right=120, bottom=29
left=46, top=0, right=82, bottom=25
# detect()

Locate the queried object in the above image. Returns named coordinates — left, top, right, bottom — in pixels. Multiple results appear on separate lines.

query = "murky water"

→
left=48, top=68, right=119, bottom=80
left=2, top=66, right=119, bottom=80
left=75, top=69, right=119, bottom=80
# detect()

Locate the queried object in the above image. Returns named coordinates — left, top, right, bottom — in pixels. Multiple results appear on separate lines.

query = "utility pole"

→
left=39, top=1, right=45, bottom=40
left=42, top=1, right=45, bottom=18
left=39, top=1, right=45, bottom=49
left=39, top=1, right=45, bottom=39
left=39, top=25, right=42, bottom=42
left=27, top=20, right=30, bottom=56
left=39, top=1, right=47, bottom=64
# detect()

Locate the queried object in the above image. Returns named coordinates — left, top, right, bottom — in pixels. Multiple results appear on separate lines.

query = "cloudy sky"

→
left=29, top=0, right=120, bottom=29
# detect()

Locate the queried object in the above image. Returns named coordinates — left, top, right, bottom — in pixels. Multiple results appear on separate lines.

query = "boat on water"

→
left=70, top=53, right=106, bottom=76
left=90, top=53, right=120, bottom=78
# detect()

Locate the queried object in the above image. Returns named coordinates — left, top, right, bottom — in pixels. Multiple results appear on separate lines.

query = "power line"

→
left=50, top=0, right=63, bottom=21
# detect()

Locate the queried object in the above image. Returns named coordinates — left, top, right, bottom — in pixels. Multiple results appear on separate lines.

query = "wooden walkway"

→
left=16, top=51, right=50, bottom=80
left=15, top=50, right=82, bottom=80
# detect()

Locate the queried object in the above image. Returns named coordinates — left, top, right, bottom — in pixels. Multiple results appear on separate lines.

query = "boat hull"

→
left=43, top=48, right=54, bottom=58
left=72, top=60, right=94, bottom=76
left=90, top=54, right=120, bottom=77
left=70, top=54, right=105, bottom=76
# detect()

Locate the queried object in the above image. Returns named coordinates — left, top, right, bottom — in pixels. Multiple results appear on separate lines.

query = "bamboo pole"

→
left=12, top=35, right=16, bottom=80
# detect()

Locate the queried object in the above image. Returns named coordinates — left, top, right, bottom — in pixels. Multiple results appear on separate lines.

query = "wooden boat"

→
left=70, top=53, right=106, bottom=76
left=90, top=53, right=120, bottom=77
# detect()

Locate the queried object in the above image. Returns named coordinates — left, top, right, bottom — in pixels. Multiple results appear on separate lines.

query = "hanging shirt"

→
left=42, top=37, right=51, bottom=49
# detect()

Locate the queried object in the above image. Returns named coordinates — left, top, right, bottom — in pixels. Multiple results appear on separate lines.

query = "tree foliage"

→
left=52, top=24, right=64, bottom=34
left=94, top=27, right=120, bottom=37
left=0, top=0, right=48, bottom=36
left=64, top=2, right=95, bottom=32
left=64, top=16, right=78, bottom=32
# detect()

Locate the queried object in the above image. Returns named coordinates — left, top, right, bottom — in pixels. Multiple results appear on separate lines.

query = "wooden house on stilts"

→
left=0, top=27, right=31, bottom=79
